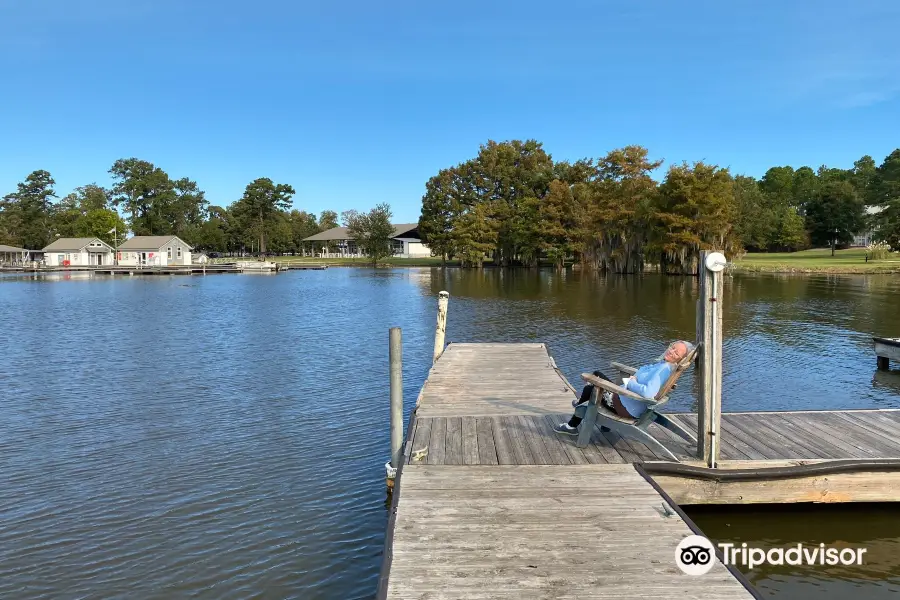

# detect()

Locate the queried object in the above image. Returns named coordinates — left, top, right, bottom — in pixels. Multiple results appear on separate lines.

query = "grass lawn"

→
left=733, top=248, right=900, bottom=273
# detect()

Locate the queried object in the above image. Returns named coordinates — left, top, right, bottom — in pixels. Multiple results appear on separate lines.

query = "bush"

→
left=866, top=242, right=891, bottom=261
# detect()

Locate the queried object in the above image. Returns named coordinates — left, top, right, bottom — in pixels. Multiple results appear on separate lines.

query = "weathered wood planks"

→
left=386, top=466, right=753, bottom=599
left=414, top=344, right=575, bottom=417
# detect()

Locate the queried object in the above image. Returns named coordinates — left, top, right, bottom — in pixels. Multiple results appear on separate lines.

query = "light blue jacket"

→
left=620, top=361, right=674, bottom=418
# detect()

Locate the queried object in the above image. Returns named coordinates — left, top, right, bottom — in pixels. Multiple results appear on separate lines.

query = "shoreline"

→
left=209, top=257, right=900, bottom=274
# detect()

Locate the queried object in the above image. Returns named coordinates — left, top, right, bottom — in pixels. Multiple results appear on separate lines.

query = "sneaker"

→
left=554, top=423, right=578, bottom=436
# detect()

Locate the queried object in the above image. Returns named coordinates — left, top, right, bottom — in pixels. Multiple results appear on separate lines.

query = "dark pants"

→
left=568, top=370, right=611, bottom=427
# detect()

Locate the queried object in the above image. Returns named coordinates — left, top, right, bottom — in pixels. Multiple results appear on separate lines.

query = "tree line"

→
left=0, top=158, right=354, bottom=255
left=418, top=141, right=900, bottom=272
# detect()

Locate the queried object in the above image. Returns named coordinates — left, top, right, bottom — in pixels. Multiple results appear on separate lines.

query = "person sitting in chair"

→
left=555, top=340, right=693, bottom=435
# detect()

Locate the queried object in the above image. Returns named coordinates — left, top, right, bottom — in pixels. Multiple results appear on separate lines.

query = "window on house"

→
left=167, top=247, right=172, bottom=259
left=177, top=247, right=182, bottom=258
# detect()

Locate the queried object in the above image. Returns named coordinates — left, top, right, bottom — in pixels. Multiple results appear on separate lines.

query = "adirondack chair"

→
left=573, top=345, right=700, bottom=461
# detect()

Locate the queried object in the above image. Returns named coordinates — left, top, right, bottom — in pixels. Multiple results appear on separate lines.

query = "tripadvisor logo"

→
left=676, top=535, right=716, bottom=575
left=675, top=535, right=868, bottom=575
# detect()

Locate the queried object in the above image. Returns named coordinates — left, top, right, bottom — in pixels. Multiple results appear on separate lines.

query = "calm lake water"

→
left=1, top=268, right=899, bottom=598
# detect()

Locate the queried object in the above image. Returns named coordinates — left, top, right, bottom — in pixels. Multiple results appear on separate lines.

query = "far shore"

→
left=215, top=248, right=900, bottom=274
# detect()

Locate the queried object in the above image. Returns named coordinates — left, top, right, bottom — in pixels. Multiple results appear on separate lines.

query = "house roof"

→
left=43, top=237, right=110, bottom=252
left=0, top=244, right=28, bottom=253
left=303, top=223, right=419, bottom=242
left=118, top=235, right=193, bottom=250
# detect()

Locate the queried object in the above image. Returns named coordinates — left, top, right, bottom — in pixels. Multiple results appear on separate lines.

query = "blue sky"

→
left=1, top=0, right=898, bottom=223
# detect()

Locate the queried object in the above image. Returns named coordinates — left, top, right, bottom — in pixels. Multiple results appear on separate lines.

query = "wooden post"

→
left=433, top=291, right=450, bottom=363
left=389, top=327, right=404, bottom=470
left=697, top=250, right=724, bottom=467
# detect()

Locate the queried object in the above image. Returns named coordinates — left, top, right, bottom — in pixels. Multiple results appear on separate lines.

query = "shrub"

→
left=866, top=242, right=891, bottom=261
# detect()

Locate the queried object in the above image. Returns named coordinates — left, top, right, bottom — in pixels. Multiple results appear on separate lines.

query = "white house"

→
left=117, top=235, right=193, bottom=266
left=852, top=206, right=885, bottom=247
left=303, top=223, right=432, bottom=258
left=42, top=237, right=115, bottom=266
left=0, top=244, right=32, bottom=265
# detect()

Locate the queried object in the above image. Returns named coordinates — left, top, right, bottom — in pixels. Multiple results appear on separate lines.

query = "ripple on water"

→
left=0, top=269, right=898, bottom=598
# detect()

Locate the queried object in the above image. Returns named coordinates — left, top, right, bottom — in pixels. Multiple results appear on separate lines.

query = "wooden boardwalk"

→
left=381, top=343, right=900, bottom=599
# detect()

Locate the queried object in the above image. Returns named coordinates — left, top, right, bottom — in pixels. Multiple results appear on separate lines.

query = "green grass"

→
left=733, top=248, right=900, bottom=273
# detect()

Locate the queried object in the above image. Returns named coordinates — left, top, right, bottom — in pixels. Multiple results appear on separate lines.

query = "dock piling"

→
left=698, top=250, right=725, bottom=468
left=387, top=327, right=404, bottom=489
left=432, top=291, right=450, bottom=363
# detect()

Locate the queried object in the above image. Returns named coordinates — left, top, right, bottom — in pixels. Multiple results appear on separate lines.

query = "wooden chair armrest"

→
left=581, top=373, right=659, bottom=406
left=610, top=361, right=636, bottom=376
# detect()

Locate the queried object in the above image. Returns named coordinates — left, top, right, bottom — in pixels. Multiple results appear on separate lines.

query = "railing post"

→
left=433, top=291, right=450, bottom=363
left=387, top=327, right=404, bottom=488
left=697, top=251, right=725, bottom=467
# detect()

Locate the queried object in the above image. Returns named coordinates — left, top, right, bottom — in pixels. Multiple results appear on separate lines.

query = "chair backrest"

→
left=654, top=344, right=700, bottom=401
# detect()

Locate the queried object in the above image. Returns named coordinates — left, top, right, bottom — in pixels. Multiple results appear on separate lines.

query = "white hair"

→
left=658, top=340, right=695, bottom=361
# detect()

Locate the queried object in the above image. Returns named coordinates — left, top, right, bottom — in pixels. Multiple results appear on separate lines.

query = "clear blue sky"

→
left=2, top=0, right=898, bottom=222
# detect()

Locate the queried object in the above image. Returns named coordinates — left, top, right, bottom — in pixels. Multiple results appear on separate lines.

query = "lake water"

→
left=1, top=268, right=899, bottom=598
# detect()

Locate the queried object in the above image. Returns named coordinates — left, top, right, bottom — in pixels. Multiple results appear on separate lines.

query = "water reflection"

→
left=690, top=504, right=900, bottom=599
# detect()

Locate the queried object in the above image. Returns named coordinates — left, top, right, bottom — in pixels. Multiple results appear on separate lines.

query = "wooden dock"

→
left=379, top=343, right=900, bottom=599
left=0, top=263, right=331, bottom=275
left=874, top=336, right=900, bottom=370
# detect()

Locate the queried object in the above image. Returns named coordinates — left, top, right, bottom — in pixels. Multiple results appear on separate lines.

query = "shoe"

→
left=554, top=423, right=578, bottom=436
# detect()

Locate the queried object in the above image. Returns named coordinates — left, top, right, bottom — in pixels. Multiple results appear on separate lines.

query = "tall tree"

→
left=1, top=170, right=57, bottom=249
left=345, top=203, right=395, bottom=267
left=805, top=180, right=865, bottom=254
left=51, top=184, right=114, bottom=240
left=232, top=178, right=295, bottom=254
left=759, top=166, right=795, bottom=207
left=791, top=167, right=819, bottom=213
left=539, top=180, right=577, bottom=269
left=419, top=167, right=459, bottom=265
left=452, top=202, right=497, bottom=267
left=109, top=158, right=176, bottom=235
left=590, top=146, right=661, bottom=273
left=851, top=155, right=878, bottom=203
left=318, top=210, right=339, bottom=230
left=870, top=150, right=900, bottom=249
left=733, top=175, right=774, bottom=251
left=170, top=177, right=208, bottom=242
left=474, top=140, right=554, bottom=265
left=653, top=162, right=737, bottom=274
left=290, top=210, right=320, bottom=255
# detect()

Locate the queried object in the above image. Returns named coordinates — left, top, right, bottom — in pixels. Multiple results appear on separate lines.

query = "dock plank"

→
left=445, top=417, right=463, bottom=465
left=428, top=417, right=447, bottom=466
left=492, top=417, right=516, bottom=465
left=409, top=417, right=431, bottom=465
left=504, top=416, right=536, bottom=465
left=517, top=415, right=553, bottom=464
left=474, top=417, right=498, bottom=465
left=461, top=416, right=479, bottom=465
left=540, top=414, right=588, bottom=464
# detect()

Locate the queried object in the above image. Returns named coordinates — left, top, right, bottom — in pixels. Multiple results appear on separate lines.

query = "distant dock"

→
left=0, top=263, right=328, bottom=275
left=378, top=342, right=900, bottom=599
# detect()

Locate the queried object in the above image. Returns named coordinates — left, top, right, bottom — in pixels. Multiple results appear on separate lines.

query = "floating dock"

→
left=874, top=337, right=900, bottom=370
left=379, top=343, right=900, bottom=599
